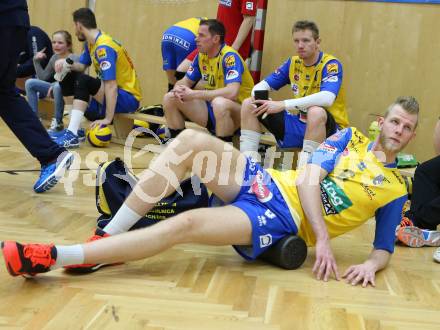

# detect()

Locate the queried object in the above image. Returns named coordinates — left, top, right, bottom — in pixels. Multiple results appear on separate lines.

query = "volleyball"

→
left=133, top=119, right=150, bottom=137
left=87, top=124, right=112, bottom=147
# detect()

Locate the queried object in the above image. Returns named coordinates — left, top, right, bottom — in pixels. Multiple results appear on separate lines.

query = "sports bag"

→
left=95, top=158, right=209, bottom=230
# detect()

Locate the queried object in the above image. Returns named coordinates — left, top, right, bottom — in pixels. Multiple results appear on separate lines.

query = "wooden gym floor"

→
left=0, top=120, right=439, bottom=330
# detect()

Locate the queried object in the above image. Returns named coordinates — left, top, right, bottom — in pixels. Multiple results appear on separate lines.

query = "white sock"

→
left=297, top=140, right=320, bottom=169
left=302, top=139, right=321, bottom=154
left=67, top=109, right=84, bottom=135
left=52, top=244, right=84, bottom=269
left=103, top=204, right=143, bottom=235
left=240, top=129, right=262, bottom=158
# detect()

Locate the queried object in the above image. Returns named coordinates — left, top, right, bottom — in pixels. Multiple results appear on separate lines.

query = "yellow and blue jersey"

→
left=79, top=31, right=142, bottom=101
left=268, top=127, right=407, bottom=253
left=264, top=52, right=349, bottom=128
left=186, top=44, right=254, bottom=103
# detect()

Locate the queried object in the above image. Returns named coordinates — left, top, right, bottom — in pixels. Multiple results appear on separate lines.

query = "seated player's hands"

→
left=251, top=100, right=284, bottom=117
left=33, top=48, right=47, bottom=61
left=90, top=118, right=112, bottom=129
left=342, top=262, right=377, bottom=288
left=173, top=85, right=195, bottom=102
left=313, top=239, right=340, bottom=281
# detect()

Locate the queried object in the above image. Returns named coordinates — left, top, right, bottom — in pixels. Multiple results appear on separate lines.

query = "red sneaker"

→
left=64, top=228, right=118, bottom=274
left=1, top=241, right=56, bottom=277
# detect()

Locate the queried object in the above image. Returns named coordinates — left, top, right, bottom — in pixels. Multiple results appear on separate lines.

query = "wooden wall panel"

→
left=94, top=0, right=217, bottom=106
left=263, top=0, right=440, bottom=161
left=27, top=0, right=87, bottom=54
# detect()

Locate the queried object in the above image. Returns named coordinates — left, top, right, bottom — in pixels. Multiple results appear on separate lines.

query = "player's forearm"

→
left=104, top=82, right=118, bottom=122
left=364, top=249, right=391, bottom=273
left=297, top=164, right=329, bottom=241
left=284, top=91, right=336, bottom=111
left=231, top=15, right=255, bottom=52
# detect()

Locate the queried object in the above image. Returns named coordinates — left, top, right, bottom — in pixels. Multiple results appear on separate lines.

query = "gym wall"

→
left=28, top=0, right=439, bottom=161
left=27, top=0, right=86, bottom=54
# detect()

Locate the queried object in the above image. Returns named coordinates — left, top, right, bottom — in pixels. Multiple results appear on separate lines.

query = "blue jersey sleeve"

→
left=79, top=42, right=92, bottom=66
left=309, top=128, right=352, bottom=173
left=373, top=195, right=407, bottom=253
left=320, top=59, right=343, bottom=96
left=95, top=45, right=117, bottom=81
left=264, top=58, right=291, bottom=90
left=222, top=52, right=244, bottom=84
left=186, top=54, right=201, bottom=82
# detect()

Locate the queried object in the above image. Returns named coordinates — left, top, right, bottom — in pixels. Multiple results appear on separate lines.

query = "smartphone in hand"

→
left=254, top=90, right=269, bottom=100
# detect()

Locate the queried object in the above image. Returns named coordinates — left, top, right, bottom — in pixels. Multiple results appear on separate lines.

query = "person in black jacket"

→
left=16, top=25, right=53, bottom=79
left=0, top=0, right=73, bottom=192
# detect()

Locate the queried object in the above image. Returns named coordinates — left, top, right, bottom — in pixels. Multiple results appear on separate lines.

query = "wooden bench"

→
left=112, top=112, right=278, bottom=145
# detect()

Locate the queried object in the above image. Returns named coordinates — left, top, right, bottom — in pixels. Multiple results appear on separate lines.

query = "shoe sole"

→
left=64, top=262, right=121, bottom=274
left=1, top=241, right=21, bottom=277
left=34, top=152, right=74, bottom=193
left=397, top=227, right=440, bottom=247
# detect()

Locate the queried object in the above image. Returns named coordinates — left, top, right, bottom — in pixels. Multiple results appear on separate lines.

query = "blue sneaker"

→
left=77, top=128, right=86, bottom=142
left=48, top=128, right=66, bottom=140
left=54, top=130, right=79, bottom=148
left=50, top=128, right=85, bottom=142
left=33, top=152, right=74, bottom=193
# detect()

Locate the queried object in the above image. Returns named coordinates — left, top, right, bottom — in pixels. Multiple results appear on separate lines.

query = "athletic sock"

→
left=67, top=109, right=84, bottom=135
left=52, top=244, right=84, bottom=269
left=103, top=203, right=143, bottom=235
left=240, top=129, right=262, bottom=160
left=297, top=140, right=321, bottom=169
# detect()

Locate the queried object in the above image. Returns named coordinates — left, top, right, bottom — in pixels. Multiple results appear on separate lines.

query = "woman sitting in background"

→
left=25, top=30, right=78, bottom=132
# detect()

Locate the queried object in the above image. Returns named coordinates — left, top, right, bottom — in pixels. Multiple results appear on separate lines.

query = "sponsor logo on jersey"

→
left=226, top=69, right=239, bottom=80
left=317, top=143, right=337, bottom=154
left=305, top=74, right=310, bottom=81
left=259, top=234, right=273, bottom=248
left=335, top=169, right=355, bottom=181
left=97, top=48, right=107, bottom=59
left=225, top=54, right=236, bottom=68
left=251, top=170, right=273, bottom=203
left=360, top=182, right=376, bottom=200
left=357, top=161, right=367, bottom=171
left=326, top=62, right=339, bottom=74
left=291, top=83, right=299, bottom=95
left=188, top=65, right=194, bottom=74
left=294, top=74, right=300, bottom=81
left=100, top=60, right=111, bottom=71
left=320, top=177, right=353, bottom=214
left=219, top=0, right=232, bottom=7
left=323, top=75, right=338, bottom=83
left=246, top=1, right=254, bottom=10
left=162, top=34, right=191, bottom=50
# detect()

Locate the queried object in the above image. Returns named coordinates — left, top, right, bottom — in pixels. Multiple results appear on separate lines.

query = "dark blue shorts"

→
left=231, top=159, right=298, bottom=260
left=278, top=111, right=338, bottom=148
left=161, top=26, right=197, bottom=71
left=87, top=88, right=139, bottom=118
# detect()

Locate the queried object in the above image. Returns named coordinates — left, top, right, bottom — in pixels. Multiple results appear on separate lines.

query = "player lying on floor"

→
left=2, top=96, right=419, bottom=287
